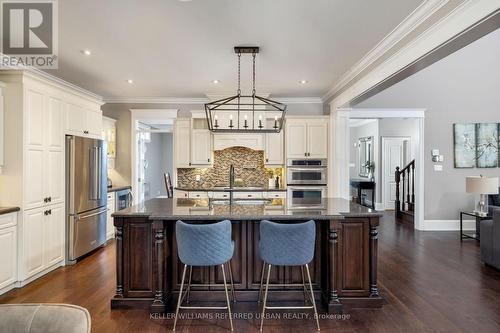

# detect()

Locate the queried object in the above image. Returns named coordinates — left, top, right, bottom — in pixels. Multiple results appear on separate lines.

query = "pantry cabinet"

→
left=174, top=119, right=191, bottom=168
left=285, top=118, right=328, bottom=159
left=22, top=203, right=64, bottom=279
left=106, top=192, right=116, bottom=240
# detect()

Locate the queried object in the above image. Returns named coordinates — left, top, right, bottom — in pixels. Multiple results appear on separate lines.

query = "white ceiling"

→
left=46, top=0, right=424, bottom=99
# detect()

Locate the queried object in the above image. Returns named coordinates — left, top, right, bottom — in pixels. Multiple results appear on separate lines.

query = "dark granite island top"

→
left=111, top=197, right=383, bottom=314
left=113, top=197, right=381, bottom=220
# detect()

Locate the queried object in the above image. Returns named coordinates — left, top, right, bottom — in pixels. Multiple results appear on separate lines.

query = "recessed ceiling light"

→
left=82, top=50, right=91, bottom=55
left=126, top=79, right=134, bottom=84
left=212, top=80, right=220, bottom=84
left=299, top=80, right=308, bottom=84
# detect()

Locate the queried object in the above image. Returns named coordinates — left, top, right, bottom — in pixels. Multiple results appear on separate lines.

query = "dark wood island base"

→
left=110, top=198, right=383, bottom=314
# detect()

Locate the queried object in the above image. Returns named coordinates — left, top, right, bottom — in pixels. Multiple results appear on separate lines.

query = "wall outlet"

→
left=434, top=164, right=443, bottom=171
left=195, top=174, right=201, bottom=181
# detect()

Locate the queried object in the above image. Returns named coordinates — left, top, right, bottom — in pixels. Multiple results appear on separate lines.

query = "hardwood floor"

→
left=2, top=212, right=500, bottom=332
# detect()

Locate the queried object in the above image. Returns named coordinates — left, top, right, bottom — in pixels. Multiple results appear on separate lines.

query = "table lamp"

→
left=466, top=176, right=499, bottom=216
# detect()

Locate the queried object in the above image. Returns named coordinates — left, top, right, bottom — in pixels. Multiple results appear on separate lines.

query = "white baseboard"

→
left=15, top=261, right=65, bottom=289
left=422, top=219, right=477, bottom=231
left=0, top=282, right=16, bottom=295
left=375, top=202, right=385, bottom=211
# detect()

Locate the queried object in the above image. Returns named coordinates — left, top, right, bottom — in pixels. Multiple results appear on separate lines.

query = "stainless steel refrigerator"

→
left=66, top=136, right=108, bottom=264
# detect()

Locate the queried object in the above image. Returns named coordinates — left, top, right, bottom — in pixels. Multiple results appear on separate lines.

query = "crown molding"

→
left=322, top=0, right=449, bottom=102
left=0, top=53, right=103, bottom=102
left=102, top=96, right=324, bottom=104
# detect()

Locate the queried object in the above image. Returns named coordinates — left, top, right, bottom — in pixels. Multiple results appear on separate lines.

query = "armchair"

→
left=488, top=187, right=500, bottom=215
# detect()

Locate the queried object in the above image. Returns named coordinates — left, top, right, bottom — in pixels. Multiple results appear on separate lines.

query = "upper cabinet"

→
left=265, top=131, right=284, bottom=165
left=66, top=103, right=102, bottom=138
left=174, top=118, right=213, bottom=168
left=174, top=119, right=192, bottom=168
left=286, top=117, right=328, bottom=159
left=102, top=116, right=117, bottom=169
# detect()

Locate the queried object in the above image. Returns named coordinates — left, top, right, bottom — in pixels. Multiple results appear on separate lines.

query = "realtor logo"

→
left=0, top=0, right=58, bottom=68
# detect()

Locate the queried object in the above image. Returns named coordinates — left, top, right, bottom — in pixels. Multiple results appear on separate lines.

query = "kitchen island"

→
left=111, top=198, right=383, bottom=313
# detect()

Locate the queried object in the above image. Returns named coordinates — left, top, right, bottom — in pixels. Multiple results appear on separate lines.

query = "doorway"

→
left=381, top=137, right=411, bottom=210
left=346, top=109, right=425, bottom=229
left=136, top=124, right=173, bottom=202
left=130, top=109, right=178, bottom=204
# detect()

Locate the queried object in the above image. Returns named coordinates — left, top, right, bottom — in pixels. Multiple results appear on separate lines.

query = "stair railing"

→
left=395, top=159, right=415, bottom=219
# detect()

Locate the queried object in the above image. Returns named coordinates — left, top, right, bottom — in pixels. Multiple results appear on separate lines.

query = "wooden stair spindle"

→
left=402, top=171, right=405, bottom=212
left=411, top=163, right=415, bottom=207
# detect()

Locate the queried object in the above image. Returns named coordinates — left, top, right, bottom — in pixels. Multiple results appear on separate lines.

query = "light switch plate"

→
left=434, top=164, right=443, bottom=171
left=431, top=149, right=440, bottom=156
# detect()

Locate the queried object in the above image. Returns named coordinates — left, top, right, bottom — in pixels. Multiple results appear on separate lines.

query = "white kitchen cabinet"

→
left=286, top=122, right=308, bottom=158
left=265, top=131, right=284, bottom=165
left=43, top=203, right=64, bottom=267
left=106, top=193, right=115, bottom=240
left=0, top=213, right=17, bottom=291
left=102, top=116, right=117, bottom=170
left=212, top=192, right=230, bottom=199
left=188, top=191, right=209, bottom=199
left=22, top=203, right=64, bottom=280
left=191, top=130, right=212, bottom=165
left=0, top=70, right=103, bottom=286
left=24, top=87, right=64, bottom=210
left=233, top=192, right=263, bottom=199
left=263, top=191, right=286, bottom=199
left=307, top=120, right=328, bottom=158
left=286, top=118, right=328, bottom=159
left=174, top=119, right=191, bottom=168
left=174, top=190, right=189, bottom=198
left=65, top=102, right=102, bottom=138
left=22, top=208, right=44, bottom=277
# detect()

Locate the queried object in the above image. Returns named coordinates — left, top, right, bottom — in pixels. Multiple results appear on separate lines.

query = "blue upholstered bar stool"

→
left=173, top=220, right=235, bottom=332
left=258, top=220, right=320, bottom=331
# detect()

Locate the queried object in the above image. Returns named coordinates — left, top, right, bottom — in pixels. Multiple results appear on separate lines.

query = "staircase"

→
left=395, top=159, right=415, bottom=224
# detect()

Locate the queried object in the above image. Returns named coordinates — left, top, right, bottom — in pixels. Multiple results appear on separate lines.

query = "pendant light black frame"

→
left=204, top=46, right=286, bottom=133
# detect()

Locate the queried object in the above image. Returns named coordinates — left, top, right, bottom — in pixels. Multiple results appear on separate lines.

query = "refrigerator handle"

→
left=96, top=147, right=102, bottom=200
left=89, top=147, right=99, bottom=200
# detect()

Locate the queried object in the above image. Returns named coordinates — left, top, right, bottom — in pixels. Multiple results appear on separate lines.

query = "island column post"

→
left=328, top=219, right=342, bottom=313
left=114, top=218, right=124, bottom=299
left=151, top=220, right=166, bottom=312
left=369, top=217, right=380, bottom=297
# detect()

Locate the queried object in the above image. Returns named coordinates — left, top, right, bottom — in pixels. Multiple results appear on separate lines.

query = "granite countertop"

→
left=107, top=185, right=132, bottom=193
left=175, top=186, right=287, bottom=192
left=0, top=207, right=20, bottom=215
left=113, top=198, right=382, bottom=221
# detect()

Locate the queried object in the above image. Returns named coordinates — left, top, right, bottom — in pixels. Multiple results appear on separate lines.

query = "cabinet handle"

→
left=304, top=152, right=307, bottom=157
left=48, top=209, right=52, bottom=215
left=189, top=162, right=192, bottom=166
left=43, top=197, right=48, bottom=203
left=266, top=158, right=269, bottom=162
left=48, top=196, right=52, bottom=202
left=208, top=158, right=210, bottom=162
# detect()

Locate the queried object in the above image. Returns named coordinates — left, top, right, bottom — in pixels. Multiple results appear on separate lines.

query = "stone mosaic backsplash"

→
left=177, top=147, right=283, bottom=188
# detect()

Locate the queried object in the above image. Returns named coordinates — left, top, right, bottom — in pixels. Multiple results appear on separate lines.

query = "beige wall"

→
left=102, top=102, right=324, bottom=186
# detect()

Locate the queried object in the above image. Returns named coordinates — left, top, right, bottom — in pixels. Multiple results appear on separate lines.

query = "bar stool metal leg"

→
left=259, top=264, right=272, bottom=331
left=173, top=264, right=187, bottom=332
left=228, top=261, right=236, bottom=303
left=185, top=265, right=193, bottom=303
left=305, top=264, right=320, bottom=331
left=300, top=266, right=309, bottom=303
left=258, top=262, right=266, bottom=304
left=221, top=264, right=234, bottom=332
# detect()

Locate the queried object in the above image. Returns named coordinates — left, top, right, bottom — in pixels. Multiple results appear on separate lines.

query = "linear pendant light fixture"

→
left=204, top=46, right=286, bottom=133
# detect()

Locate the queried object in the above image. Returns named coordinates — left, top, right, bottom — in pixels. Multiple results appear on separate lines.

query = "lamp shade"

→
left=465, top=176, right=499, bottom=194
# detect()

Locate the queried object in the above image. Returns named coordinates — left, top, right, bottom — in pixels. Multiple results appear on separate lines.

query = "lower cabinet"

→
left=21, top=203, right=64, bottom=281
left=106, top=193, right=116, bottom=240
left=0, top=213, right=17, bottom=291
